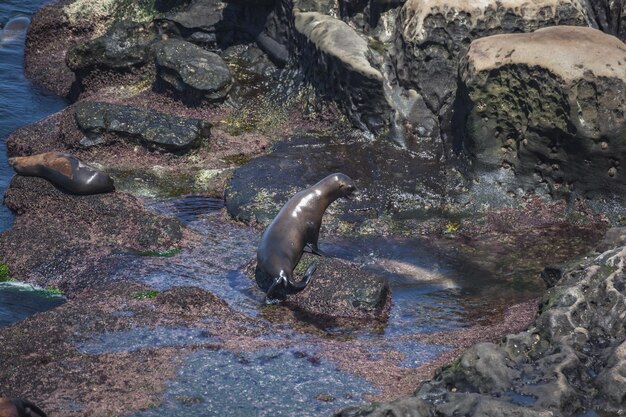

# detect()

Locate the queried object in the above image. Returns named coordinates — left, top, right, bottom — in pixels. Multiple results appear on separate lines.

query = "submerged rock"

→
left=286, top=255, right=391, bottom=322
left=153, top=38, right=232, bottom=104
left=74, top=101, right=212, bottom=152
left=458, top=26, right=626, bottom=202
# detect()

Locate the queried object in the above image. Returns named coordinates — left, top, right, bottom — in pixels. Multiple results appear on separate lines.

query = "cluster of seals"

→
left=0, top=398, right=47, bottom=417
left=9, top=152, right=115, bottom=195
left=255, top=173, right=356, bottom=303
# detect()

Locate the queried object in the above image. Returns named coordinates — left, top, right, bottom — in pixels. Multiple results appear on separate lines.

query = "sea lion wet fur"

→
left=9, top=152, right=114, bottom=195
left=255, top=173, right=356, bottom=302
left=0, top=398, right=47, bottom=417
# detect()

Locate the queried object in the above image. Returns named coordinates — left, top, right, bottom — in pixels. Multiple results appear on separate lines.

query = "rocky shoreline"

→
left=0, top=0, right=625, bottom=416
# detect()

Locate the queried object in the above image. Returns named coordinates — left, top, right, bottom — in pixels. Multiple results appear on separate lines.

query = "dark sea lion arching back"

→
left=255, top=173, right=356, bottom=302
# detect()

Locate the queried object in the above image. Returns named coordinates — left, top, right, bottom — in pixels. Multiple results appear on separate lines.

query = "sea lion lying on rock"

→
left=255, top=173, right=356, bottom=303
left=0, top=398, right=47, bottom=417
left=9, top=152, right=114, bottom=195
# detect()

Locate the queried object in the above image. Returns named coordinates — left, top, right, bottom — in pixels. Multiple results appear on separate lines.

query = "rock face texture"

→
left=0, top=175, right=183, bottom=290
left=74, top=101, right=212, bottom=151
left=394, top=0, right=589, bottom=147
left=458, top=26, right=626, bottom=200
left=66, top=20, right=156, bottom=76
left=292, top=11, right=389, bottom=131
left=339, top=242, right=626, bottom=416
left=287, top=257, right=391, bottom=322
left=153, top=38, right=232, bottom=104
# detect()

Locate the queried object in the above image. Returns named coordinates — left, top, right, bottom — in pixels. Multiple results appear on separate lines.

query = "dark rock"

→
left=74, top=101, right=212, bottom=152
left=263, top=255, right=392, bottom=322
left=541, top=266, right=563, bottom=289
left=335, top=396, right=433, bottom=417
left=0, top=175, right=183, bottom=290
left=458, top=26, right=626, bottom=202
left=66, top=21, right=157, bottom=74
left=585, top=0, right=625, bottom=41
left=339, top=242, right=626, bottom=415
left=153, top=38, right=232, bottom=104
left=225, top=135, right=450, bottom=226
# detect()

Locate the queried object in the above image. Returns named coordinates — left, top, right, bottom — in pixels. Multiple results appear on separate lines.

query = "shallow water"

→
left=0, top=0, right=68, bottom=231
left=0, top=282, right=65, bottom=328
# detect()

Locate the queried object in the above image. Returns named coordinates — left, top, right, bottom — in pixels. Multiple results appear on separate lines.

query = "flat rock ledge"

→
left=153, top=38, right=232, bottom=104
left=250, top=255, right=391, bottom=324
left=74, top=101, right=212, bottom=152
left=459, top=25, right=626, bottom=201
left=0, top=175, right=183, bottom=292
left=338, top=240, right=626, bottom=416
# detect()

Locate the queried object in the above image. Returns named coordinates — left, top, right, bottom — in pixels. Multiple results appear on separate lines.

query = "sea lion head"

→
left=327, top=173, right=356, bottom=200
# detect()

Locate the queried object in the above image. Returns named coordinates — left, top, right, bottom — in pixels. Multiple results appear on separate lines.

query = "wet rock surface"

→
left=0, top=175, right=183, bottom=290
left=225, top=135, right=453, bottom=226
left=74, top=101, right=212, bottom=152
left=153, top=38, right=232, bottom=104
left=458, top=26, right=626, bottom=202
left=339, top=240, right=626, bottom=416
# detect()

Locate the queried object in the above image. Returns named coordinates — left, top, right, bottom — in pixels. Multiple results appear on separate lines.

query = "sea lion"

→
left=9, top=152, right=115, bottom=195
left=0, top=17, right=30, bottom=46
left=255, top=173, right=356, bottom=303
left=0, top=398, right=47, bottom=417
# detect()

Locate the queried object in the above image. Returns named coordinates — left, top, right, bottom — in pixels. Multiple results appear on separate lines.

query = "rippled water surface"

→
left=0, top=0, right=68, bottom=231
left=0, top=282, right=65, bottom=328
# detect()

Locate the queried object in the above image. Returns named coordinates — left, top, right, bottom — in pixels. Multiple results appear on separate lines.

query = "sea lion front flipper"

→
left=305, top=243, right=328, bottom=257
left=286, top=261, right=317, bottom=293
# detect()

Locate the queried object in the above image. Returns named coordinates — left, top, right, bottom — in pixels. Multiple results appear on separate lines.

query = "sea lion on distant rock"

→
left=9, top=152, right=115, bottom=195
left=0, top=398, right=47, bottom=417
left=255, top=173, right=356, bottom=303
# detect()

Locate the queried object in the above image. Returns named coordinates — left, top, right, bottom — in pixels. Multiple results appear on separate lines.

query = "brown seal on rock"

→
left=9, top=152, right=114, bottom=195
left=255, top=173, right=356, bottom=303
left=0, top=398, right=47, bottom=417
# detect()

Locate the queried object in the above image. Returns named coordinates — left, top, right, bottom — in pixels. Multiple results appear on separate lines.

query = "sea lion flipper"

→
left=287, top=261, right=317, bottom=292
left=13, top=399, right=48, bottom=417
left=305, top=243, right=328, bottom=257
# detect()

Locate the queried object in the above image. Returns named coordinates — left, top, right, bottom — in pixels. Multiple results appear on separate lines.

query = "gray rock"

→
left=66, top=21, right=156, bottom=74
left=335, top=396, right=433, bottom=417
left=74, top=101, right=211, bottom=152
left=458, top=26, right=626, bottom=202
left=292, top=11, right=389, bottom=131
left=394, top=0, right=588, bottom=148
left=340, top=241, right=626, bottom=416
left=585, top=0, right=625, bottom=41
left=153, top=38, right=232, bottom=104
left=281, top=255, right=391, bottom=322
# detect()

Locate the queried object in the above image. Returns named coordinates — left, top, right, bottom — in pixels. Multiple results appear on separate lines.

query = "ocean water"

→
left=0, top=0, right=68, bottom=231
left=0, top=0, right=68, bottom=327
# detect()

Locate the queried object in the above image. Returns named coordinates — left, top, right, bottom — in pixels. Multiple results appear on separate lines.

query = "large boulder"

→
left=394, top=0, right=589, bottom=146
left=153, top=38, right=232, bottom=104
left=292, top=11, right=390, bottom=131
left=74, top=101, right=212, bottom=152
left=458, top=26, right=626, bottom=201
left=337, top=240, right=626, bottom=416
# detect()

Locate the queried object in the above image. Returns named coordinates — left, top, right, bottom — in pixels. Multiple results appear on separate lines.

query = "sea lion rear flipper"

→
left=287, top=261, right=317, bottom=293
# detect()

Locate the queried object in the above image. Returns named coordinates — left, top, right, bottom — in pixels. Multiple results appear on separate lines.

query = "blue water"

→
left=0, top=0, right=68, bottom=326
left=0, top=0, right=68, bottom=231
